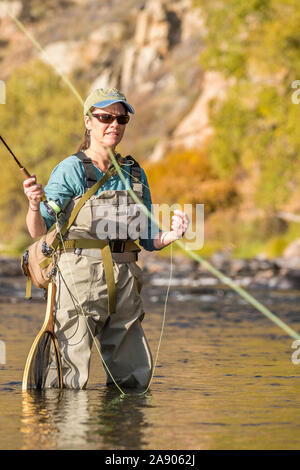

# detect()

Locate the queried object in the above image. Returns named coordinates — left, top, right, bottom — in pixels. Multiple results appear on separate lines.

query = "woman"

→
left=23, top=88, right=189, bottom=390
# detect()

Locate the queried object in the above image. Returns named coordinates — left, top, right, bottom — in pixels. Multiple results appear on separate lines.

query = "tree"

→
left=0, top=60, right=85, bottom=250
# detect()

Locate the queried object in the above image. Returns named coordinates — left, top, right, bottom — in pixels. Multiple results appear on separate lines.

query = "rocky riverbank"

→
left=141, top=251, right=300, bottom=291
left=1, top=251, right=300, bottom=303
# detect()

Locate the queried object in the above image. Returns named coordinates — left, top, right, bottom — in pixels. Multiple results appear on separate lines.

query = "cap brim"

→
left=93, top=99, right=135, bottom=114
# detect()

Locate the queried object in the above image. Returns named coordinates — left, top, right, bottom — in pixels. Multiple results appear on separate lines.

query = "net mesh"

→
left=26, top=332, right=62, bottom=390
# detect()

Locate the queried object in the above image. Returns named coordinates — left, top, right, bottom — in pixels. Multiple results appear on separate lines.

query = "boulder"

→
left=0, top=1, right=22, bottom=19
left=41, top=40, right=82, bottom=75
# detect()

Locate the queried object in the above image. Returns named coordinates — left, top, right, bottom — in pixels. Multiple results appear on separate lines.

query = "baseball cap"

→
left=84, top=88, right=135, bottom=115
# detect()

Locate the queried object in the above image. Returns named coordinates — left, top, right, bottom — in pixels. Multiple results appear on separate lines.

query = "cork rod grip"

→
left=20, top=166, right=47, bottom=203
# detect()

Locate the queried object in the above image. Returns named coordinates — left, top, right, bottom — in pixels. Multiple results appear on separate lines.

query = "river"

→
left=0, top=254, right=300, bottom=450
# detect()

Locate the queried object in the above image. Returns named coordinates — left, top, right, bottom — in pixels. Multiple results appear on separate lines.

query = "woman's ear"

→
left=84, top=114, right=92, bottom=130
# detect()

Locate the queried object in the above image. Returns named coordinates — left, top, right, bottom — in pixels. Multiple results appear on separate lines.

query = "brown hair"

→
left=76, top=106, right=95, bottom=152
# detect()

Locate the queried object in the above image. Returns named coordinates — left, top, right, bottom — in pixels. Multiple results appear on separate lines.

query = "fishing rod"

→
left=0, top=135, right=56, bottom=217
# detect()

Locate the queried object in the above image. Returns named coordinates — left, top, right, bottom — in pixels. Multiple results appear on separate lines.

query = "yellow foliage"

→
left=0, top=59, right=85, bottom=246
left=145, top=149, right=238, bottom=213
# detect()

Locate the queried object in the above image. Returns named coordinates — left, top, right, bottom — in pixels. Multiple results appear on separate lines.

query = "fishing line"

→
left=6, top=11, right=84, bottom=107
left=179, top=244, right=300, bottom=341
left=140, top=242, right=173, bottom=395
left=6, top=9, right=173, bottom=395
left=108, top=151, right=300, bottom=341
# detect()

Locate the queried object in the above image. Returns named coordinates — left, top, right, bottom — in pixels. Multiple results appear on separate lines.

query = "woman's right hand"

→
left=23, top=174, right=45, bottom=210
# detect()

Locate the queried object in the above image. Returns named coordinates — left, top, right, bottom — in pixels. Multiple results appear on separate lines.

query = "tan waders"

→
left=45, top=154, right=153, bottom=390
left=45, top=252, right=152, bottom=389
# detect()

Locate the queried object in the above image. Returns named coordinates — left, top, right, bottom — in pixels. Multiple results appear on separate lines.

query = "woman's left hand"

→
left=170, top=210, right=189, bottom=240
left=154, top=210, right=190, bottom=249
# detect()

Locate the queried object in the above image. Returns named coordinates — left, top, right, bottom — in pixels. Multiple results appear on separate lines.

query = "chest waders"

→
left=45, top=152, right=153, bottom=389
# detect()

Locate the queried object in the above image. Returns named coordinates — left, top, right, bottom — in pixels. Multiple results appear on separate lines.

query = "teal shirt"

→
left=40, top=154, right=160, bottom=251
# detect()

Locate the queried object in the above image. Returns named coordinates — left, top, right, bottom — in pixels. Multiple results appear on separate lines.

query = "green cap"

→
left=83, top=88, right=135, bottom=115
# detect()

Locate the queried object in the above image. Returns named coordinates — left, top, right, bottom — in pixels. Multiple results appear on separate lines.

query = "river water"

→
left=1, top=261, right=300, bottom=450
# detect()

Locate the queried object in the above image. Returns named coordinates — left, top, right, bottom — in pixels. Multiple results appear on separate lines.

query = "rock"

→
left=252, top=269, right=276, bottom=283
left=134, top=44, right=162, bottom=82
left=89, top=22, right=126, bottom=44
left=181, top=4, right=205, bottom=42
left=149, top=137, right=171, bottom=163
left=91, top=0, right=188, bottom=93
left=81, top=42, right=102, bottom=65
left=121, top=45, right=138, bottom=92
left=274, top=268, right=300, bottom=290
left=0, top=1, right=22, bottom=19
left=148, top=70, right=229, bottom=161
left=134, top=9, right=151, bottom=46
left=172, top=71, right=229, bottom=149
left=120, top=0, right=186, bottom=90
left=148, top=21, right=169, bottom=56
left=41, top=40, right=82, bottom=75
left=230, top=259, right=251, bottom=276
left=91, top=68, right=118, bottom=91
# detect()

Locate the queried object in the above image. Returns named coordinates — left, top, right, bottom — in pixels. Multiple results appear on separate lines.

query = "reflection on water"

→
left=21, top=390, right=62, bottom=450
left=20, top=388, right=151, bottom=450
left=89, top=390, right=151, bottom=450
left=1, top=281, right=300, bottom=450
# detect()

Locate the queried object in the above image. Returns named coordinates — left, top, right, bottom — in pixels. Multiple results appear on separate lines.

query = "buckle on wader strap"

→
left=109, top=240, right=125, bottom=253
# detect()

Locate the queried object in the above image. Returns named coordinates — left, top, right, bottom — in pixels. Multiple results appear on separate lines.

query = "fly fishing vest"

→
left=62, top=151, right=145, bottom=246
left=57, top=152, right=144, bottom=315
left=22, top=152, right=145, bottom=315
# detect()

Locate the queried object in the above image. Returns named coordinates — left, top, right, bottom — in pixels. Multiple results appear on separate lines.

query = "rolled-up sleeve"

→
left=40, top=156, right=85, bottom=230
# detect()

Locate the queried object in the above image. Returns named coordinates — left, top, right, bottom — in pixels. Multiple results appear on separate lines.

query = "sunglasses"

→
left=91, top=113, right=130, bottom=125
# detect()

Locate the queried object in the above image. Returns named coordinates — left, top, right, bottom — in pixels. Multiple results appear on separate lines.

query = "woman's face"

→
left=85, top=102, right=128, bottom=150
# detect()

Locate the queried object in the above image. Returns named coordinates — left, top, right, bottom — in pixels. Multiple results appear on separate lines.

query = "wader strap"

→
left=76, top=151, right=142, bottom=193
left=48, top=154, right=142, bottom=315
left=51, top=166, right=116, bottom=251
left=25, top=277, right=32, bottom=300
left=59, top=239, right=140, bottom=252
left=62, top=239, right=109, bottom=250
left=63, top=167, right=116, bottom=233
left=45, top=166, right=117, bottom=314
left=74, top=151, right=97, bottom=189
left=75, top=151, right=125, bottom=189
left=56, top=238, right=120, bottom=315
left=126, top=155, right=143, bottom=192
left=58, top=240, right=116, bottom=315
left=54, top=239, right=140, bottom=314
left=51, top=240, right=116, bottom=315
left=101, top=244, right=116, bottom=315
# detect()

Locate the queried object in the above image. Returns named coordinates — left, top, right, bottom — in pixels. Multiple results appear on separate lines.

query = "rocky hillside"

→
left=0, top=0, right=213, bottom=160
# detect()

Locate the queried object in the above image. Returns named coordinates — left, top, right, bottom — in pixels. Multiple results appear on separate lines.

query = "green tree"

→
left=0, top=59, right=85, bottom=250
left=194, top=0, right=300, bottom=211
